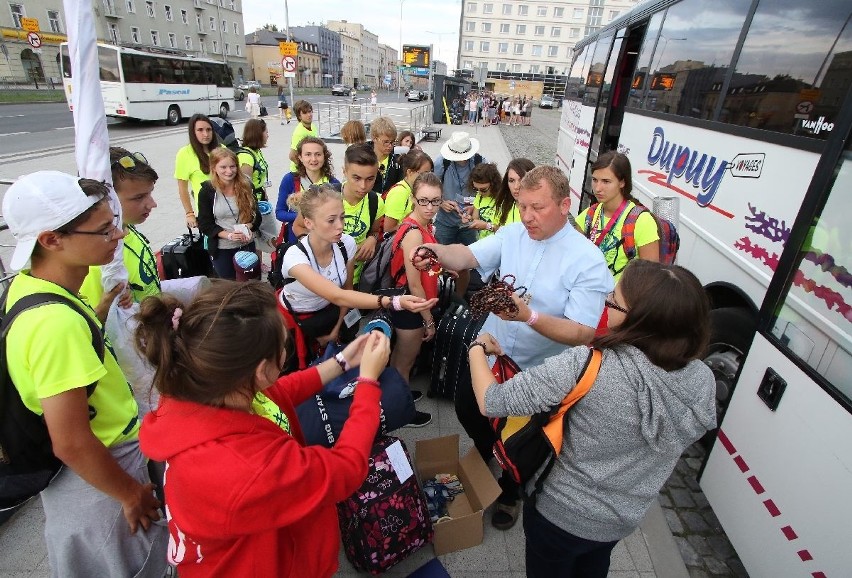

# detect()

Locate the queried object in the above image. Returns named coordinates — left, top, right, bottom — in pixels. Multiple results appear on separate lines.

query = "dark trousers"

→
left=454, top=368, right=521, bottom=501
left=210, top=243, right=255, bottom=280
left=523, top=501, right=618, bottom=578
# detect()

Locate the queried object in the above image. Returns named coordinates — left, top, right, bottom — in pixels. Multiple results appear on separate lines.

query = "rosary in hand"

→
left=469, top=274, right=530, bottom=318
left=412, top=246, right=444, bottom=277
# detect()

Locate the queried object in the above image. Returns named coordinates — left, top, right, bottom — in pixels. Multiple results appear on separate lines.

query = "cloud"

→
left=242, top=0, right=462, bottom=67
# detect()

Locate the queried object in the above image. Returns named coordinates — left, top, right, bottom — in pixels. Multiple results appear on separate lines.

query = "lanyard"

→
left=124, top=226, right=161, bottom=291
left=588, top=199, right=629, bottom=247
left=303, top=235, right=344, bottom=286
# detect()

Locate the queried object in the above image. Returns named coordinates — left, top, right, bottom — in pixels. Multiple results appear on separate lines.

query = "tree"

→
left=261, top=23, right=279, bottom=32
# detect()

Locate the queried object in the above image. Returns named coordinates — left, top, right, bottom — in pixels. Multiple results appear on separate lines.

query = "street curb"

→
left=641, top=500, right=690, bottom=577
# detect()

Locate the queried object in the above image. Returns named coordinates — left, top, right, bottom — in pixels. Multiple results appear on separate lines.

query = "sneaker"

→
left=411, top=390, right=423, bottom=403
left=405, top=410, right=432, bottom=428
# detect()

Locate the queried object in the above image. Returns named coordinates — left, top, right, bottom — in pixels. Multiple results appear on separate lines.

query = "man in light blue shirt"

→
left=413, top=165, right=613, bottom=530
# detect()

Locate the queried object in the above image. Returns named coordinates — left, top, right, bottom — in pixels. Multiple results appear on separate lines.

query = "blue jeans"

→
left=434, top=220, right=478, bottom=246
left=523, top=501, right=618, bottom=578
left=211, top=243, right=255, bottom=279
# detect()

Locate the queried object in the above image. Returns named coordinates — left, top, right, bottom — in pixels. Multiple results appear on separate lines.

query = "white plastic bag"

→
left=160, top=275, right=212, bottom=302
left=104, top=300, right=158, bottom=416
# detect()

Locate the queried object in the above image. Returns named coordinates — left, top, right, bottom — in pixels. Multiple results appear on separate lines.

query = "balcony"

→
left=193, top=0, right=206, bottom=9
left=102, top=0, right=121, bottom=17
left=197, top=27, right=208, bottom=35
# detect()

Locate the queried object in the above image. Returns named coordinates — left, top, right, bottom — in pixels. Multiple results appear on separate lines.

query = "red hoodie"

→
left=139, top=367, right=381, bottom=578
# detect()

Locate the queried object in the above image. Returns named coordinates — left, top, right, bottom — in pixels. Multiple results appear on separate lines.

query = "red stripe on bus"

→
left=747, top=475, right=765, bottom=494
left=781, top=525, right=798, bottom=540
left=717, top=428, right=737, bottom=454
left=763, top=499, right=780, bottom=517
left=637, top=170, right=736, bottom=219
left=812, top=572, right=827, bottom=578
left=797, top=550, right=813, bottom=562
left=733, top=455, right=749, bottom=473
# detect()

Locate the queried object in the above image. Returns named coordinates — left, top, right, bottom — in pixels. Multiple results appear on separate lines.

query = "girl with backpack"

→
left=382, top=150, right=434, bottom=233
left=175, top=114, right=219, bottom=229
left=238, top=119, right=270, bottom=202
left=137, top=280, right=392, bottom=578
left=276, top=136, right=339, bottom=244
left=278, top=184, right=436, bottom=355
left=576, top=151, right=660, bottom=281
left=467, top=260, right=716, bottom=578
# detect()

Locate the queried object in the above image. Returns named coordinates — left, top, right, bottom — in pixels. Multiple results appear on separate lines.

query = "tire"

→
left=703, top=306, right=756, bottom=433
left=219, top=102, right=229, bottom=118
left=166, top=105, right=181, bottom=126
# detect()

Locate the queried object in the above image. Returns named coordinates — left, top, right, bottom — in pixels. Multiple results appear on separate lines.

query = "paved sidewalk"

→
left=0, top=105, right=692, bottom=577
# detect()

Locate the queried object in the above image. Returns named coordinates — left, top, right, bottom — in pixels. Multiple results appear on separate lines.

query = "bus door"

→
left=598, top=23, right=646, bottom=154
left=700, top=118, right=852, bottom=575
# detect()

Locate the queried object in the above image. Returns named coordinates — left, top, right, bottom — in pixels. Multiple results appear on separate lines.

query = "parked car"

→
left=539, top=95, right=555, bottom=109
left=234, top=86, right=245, bottom=101
left=331, top=83, right=348, bottom=96
left=407, top=90, right=427, bottom=102
left=239, top=80, right=262, bottom=90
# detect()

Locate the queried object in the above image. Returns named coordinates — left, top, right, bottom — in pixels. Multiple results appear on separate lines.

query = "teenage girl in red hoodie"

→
left=136, top=280, right=390, bottom=577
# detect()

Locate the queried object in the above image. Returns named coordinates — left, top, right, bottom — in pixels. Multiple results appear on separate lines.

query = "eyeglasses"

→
left=66, top=215, right=122, bottom=242
left=604, top=291, right=629, bottom=314
left=414, top=198, right=442, bottom=207
left=111, top=152, right=149, bottom=170
left=472, top=186, right=490, bottom=194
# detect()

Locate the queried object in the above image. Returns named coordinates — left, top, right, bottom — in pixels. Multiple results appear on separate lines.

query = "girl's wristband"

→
left=334, top=352, right=351, bottom=372
left=526, top=309, right=539, bottom=326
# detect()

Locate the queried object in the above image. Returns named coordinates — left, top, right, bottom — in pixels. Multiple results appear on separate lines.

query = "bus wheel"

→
left=166, top=105, right=181, bottom=126
left=704, top=306, right=756, bottom=421
left=219, top=102, right=229, bottom=118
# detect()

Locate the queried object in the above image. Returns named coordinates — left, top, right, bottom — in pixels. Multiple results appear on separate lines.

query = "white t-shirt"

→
left=279, top=234, right=357, bottom=313
left=247, top=92, right=260, bottom=105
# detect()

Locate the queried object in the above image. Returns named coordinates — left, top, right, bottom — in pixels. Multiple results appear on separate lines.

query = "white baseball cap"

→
left=2, top=171, right=102, bottom=271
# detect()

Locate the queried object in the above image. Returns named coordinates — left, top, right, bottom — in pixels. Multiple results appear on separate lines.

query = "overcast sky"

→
left=242, top=0, right=462, bottom=67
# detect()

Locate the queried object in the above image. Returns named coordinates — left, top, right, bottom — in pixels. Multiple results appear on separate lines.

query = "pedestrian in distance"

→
left=2, top=171, right=168, bottom=577
left=136, top=279, right=392, bottom=578
left=175, top=113, right=219, bottom=229
left=468, top=260, right=716, bottom=578
left=246, top=86, right=261, bottom=119
left=277, top=84, right=291, bottom=124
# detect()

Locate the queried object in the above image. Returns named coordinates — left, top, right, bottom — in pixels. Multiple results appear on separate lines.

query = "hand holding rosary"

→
left=412, top=246, right=443, bottom=276
left=469, top=274, right=531, bottom=318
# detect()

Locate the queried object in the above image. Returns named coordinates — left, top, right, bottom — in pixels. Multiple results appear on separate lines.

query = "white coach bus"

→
left=555, top=0, right=851, bottom=575
left=60, top=42, right=234, bottom=125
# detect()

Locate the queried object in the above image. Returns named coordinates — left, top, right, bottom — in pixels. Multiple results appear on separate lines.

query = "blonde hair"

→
left=209, top=148, right=256, bottom=223
left=298, top=183, right=343, bottom=220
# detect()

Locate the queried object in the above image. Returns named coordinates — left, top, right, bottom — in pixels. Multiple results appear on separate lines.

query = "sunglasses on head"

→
left=111, top=152, right=149, bottom=170
left=472, top=186, right=490, bottom=194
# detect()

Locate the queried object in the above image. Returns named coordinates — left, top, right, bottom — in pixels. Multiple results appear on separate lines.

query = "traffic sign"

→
left=796, top=100, right=814, bottom=115
left=282, top=56, right=296, bottom=73
left=21, top=17, right=39, bottom=32
left=26, top=31, right=42, bottom=49
left=279, top=42, right=297, bottom=57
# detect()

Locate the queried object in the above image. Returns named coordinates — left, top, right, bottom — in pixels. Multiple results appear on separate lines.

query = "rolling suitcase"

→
left=158, top=228, right=215, bottom=280
left=338, top=436, right=432, bottom=574
left=428, top=303, right=486, bottom=400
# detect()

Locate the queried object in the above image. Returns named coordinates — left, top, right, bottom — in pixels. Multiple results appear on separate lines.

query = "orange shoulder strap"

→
left=542, top=348, right=603, bottom=449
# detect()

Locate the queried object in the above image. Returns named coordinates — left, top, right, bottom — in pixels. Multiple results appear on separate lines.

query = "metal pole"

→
left=284, top=0, right=294, bottom=108
left=397, top=0, right=405, bottom=101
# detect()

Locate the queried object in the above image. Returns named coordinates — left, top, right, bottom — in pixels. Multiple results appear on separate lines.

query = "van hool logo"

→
left=646, top=127, right=763, bottom=209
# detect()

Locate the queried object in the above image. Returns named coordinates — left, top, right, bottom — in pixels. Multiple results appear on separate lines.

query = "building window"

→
left=548, top=45, right=558, bottom=57
left=212, top=39, right=218, bottom=53
left=536, top=6, right=546, bottom=17
left=229, top=0, right=234, bottom=8
left=554, top=7, right=564, bottom=18
left=534, top=25, right=544, bottom=36
left=233, top=22, right=238, bottom=34
left=221, top=19, right=226, bottom=32
left=483, top=2, right=492, bottom=14
left=531, top=45, right=542, bottom=56
left=126, top=0, right=135, bottom=13
left=573, top=8, right=584, bottom=18
left=130, top=26, right=140, bottom=42
left=145, top=1, right=154, bottom=17
left=224, top=42, right=229, bottom=54
left=164, top=5, right=172, bottom=20
left=513, top=43, right=523, bottom=54
left=481, top=22, right=491, bottom=33
left=499, top=23, right=509, bottom=34
left=199, top=39, right=205, bottom=53
left=108, top=23, right=120, bottom=43
left=512, top=63, right=521, bottom=72
left=180, top=9, right=187, bottom=24
left=463, top=60, right=473, bottom=69
left=184, top=35, right=192, bottom=49
left=151, top=30, right=160, bottom=45
left=167, top=33, right=176, bottom=47
left=47, top=9, right=61, bottom=33
left=466, top=2, right=476, bottom=13
left=569, top=28, right=580, bottom=38
left=588, top=7, right=602, bottom=26
left=209, top=16, right=215, bottom=31
left=516, top=24, right=526, bottom=34
left=495, top=62, right=506, bottom=71
left=465, top=21, right=475, bottom=32
left=10, top=3, right=24, bottom=28
left=480, top=41, right=490, bottom=52
left=235, top=44, right=240, bottom=56
left=196, top=14, right=201, bottom=29
left=530, top=64, right=540, bottom=73
left=498, top=42, right=508, bottom=53
left=464, top=40, right=474, bottom=51
left=609, top=10, right=620, bottom=20
left=551, top=27, right=561, bottom=37
left=518, top=5, right=528, bottom=16
left=502, top=3, right=511, bottom=15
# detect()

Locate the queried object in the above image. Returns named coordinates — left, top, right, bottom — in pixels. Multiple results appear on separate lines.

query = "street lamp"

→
left=397, top=0, right=407, bottom=101
left=655, top=35, right=686, bottom=72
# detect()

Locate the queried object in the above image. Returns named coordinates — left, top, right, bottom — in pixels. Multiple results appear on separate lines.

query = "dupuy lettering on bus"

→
left=646, top=126, right=728, bottom=207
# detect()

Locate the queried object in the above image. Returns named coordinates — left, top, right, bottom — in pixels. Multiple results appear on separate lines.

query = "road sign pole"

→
left=284, top=0, right=295, bottom=110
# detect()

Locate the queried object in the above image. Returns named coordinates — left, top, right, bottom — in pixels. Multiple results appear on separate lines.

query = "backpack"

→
left=327, top=182, right=380, bottom=234
left=440, top=153, right=483, bottom=184
left=268, top=236, right=349, bottom=290
left=237, top=147, right=266, bottom=198
left=0, top=290, right=104, bottom=511
left=209, top=116, right=241, bottom=152
left=490, top=348, right=602, bottom=499
left=583, top=203, right=680, bottom=274
left=358, top=222, right=419, bottom=294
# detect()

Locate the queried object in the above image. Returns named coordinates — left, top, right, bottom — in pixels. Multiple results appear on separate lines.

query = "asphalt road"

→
left=0, top=91, right=424, bottom=157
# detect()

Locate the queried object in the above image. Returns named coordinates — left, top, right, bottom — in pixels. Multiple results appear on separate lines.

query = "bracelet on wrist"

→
left=392, top=295, right=403, bottom=311
left=526, top=309, right=539, bottom=326
left=423, top=318, right=435, bottom=329
left=377, top=294, right=386, bottom=309
left=334, top=352, right=350, bottom=372
left=468, top=341, right=488, bottom=354
left=185, top=211, right=194, bottom=216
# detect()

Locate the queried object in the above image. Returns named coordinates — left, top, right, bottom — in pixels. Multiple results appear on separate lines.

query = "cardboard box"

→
left=415, top=434, right=502, bottom=555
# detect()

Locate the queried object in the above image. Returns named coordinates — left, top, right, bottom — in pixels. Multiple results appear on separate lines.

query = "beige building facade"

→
left=327, top=19, right=380, bottom=88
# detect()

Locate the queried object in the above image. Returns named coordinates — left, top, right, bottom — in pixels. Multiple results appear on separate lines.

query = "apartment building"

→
left=326, top=19, right=380, bottom=88
left=1, top=0, right=248, bottom=84
left=291, top=24, right=341, bottom=88
left=378, top=42, right=399, bottom=87
left=458, top=0, right=637, bottom=82
left=244, top=28, right=321, bottom=88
